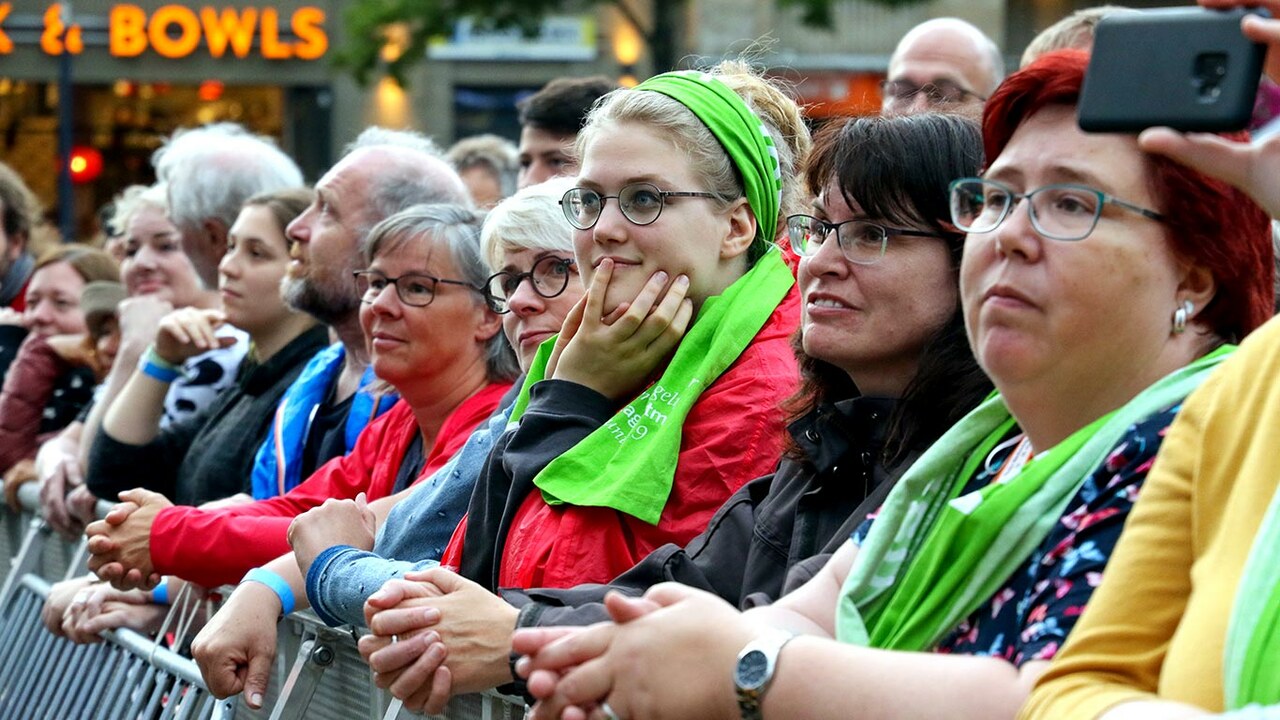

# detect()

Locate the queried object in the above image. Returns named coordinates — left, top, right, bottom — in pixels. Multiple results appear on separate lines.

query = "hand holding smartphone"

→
left=1078, top=6, right=1269, bottom=133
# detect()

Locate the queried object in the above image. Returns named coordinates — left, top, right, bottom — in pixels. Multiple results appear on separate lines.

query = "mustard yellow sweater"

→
left=1023, top=315, right=1280, bottom=719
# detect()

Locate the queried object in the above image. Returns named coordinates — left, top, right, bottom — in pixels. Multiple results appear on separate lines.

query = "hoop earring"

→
left=1172, top=300, right=1194, bottom=334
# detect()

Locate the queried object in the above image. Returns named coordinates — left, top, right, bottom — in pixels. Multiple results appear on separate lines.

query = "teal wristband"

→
left=243, top=568, right=295, bottom=615
left=151, top=578, right=170, bottom=605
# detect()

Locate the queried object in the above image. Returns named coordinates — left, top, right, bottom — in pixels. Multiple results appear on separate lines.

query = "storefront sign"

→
left=0, top=3, right=328, bottom=60
left=428, top=16, right=596, bottom=62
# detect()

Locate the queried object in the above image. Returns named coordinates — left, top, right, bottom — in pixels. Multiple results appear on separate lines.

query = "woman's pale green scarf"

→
left=508, top=250, right=793, bottom=525
left=1225, top=462, right=1280, bottom=708
left=836, top=345, right=1234, bottom=650
left=505, top=71, right=791, bottom=525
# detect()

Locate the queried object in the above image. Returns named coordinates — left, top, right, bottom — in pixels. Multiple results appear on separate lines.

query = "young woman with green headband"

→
left=437, top=65, right=805, bottom=593
left=511, top=51, right=1274, bottom=720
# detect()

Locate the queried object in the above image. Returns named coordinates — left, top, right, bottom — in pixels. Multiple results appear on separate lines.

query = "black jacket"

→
left=87, top=326, right=329, bottom=506
left=502, top=395, right=917, bottom=629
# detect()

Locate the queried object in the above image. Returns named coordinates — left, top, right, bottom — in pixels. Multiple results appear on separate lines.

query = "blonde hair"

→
left=111, top=184, right=167, bottom=237
left=577, top=59, right=810, bottom=261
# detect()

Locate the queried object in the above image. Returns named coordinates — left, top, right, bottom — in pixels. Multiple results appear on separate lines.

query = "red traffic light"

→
left=68, top=146, right=103, bottom=184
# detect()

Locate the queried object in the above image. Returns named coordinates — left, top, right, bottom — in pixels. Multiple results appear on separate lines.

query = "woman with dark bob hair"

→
left=511, top=49, right=1274, bottom=720
left=354, top=112, right=993, bottom=715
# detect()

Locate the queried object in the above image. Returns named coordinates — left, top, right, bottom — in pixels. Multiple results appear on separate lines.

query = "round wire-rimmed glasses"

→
left=484, top=255, right=577, bottom=314
left=560, top=182, right=720, bottom=230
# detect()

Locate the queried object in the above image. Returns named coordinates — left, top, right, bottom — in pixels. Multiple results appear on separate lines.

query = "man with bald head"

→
left=284, top=126, right=470, bottom=403
left=881, top=17, right=1005, bottom=117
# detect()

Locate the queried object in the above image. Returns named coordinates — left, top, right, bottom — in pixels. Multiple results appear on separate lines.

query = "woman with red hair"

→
left=508, top=49, right=1274, bottom=720
left=1024, top=2, right=1280, bottom=717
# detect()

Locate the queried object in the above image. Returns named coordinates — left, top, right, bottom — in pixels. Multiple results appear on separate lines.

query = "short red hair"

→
left=982, top=50, right=1274, bottom=340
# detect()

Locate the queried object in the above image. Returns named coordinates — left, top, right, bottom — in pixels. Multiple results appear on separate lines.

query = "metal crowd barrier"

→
left=0, top=481, right=528, bottom=719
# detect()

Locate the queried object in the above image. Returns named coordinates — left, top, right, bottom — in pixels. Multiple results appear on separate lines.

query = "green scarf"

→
left=508, top=250, right=794, bottom=525
left=635, top=71, right=782, bottom=254
left=1225, top=461, right=1280, bottom=708
left=835, top=345, right=1234, bottom=650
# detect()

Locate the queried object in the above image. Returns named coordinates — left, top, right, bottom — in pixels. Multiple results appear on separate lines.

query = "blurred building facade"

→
left=0, top=0, right=1146, bottom=240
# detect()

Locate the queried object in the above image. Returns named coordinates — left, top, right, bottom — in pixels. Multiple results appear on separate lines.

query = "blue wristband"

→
left=151, top=578, right=170, bottom=605
left=138, top=346, right=181, bottom=383
left=243, top=568, right=296, bottom=615
left=139, top=361, right=181, bottom=383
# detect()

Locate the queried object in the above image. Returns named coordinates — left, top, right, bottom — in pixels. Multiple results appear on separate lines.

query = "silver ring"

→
left=600, top=701, right=622, bottom=720
left=390, top=634, right=399, bottom=644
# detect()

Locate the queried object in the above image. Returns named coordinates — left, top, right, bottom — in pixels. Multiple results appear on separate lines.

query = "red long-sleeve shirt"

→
left=150, top=383, right=510, bottom=588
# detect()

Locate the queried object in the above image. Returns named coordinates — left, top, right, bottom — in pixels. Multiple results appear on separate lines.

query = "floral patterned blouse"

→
left=852, top=403, right=1181, bottom=666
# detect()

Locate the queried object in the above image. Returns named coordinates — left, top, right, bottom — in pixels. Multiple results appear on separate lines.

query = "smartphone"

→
left=1077, top=7, right=1268, bottom=133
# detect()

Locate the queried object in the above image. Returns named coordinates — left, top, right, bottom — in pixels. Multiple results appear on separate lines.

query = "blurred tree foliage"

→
left=336, top=0, right=929, bottom=85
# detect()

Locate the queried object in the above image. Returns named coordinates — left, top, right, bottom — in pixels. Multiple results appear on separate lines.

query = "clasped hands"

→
left=513, top=584, right=763, bottom=720
left=86, top=488, right=171, bottom=590
left=358, top=567, right=520, bottom=715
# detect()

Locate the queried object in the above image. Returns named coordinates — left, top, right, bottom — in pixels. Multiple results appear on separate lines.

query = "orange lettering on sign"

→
left=110, top=5, right=146, bottom=57
left=259, top=8, right=292, bottom=59
left=149, top=5, right=201, bottom=59
left=0, top=4, right=12, bottom=55
left=105, top=5, right=328, bottom=60
left=200, top=7, right=257, bottom=58
left=41, top=4, right=81, bottom=55
left=292, top=6, right=326, bottom=60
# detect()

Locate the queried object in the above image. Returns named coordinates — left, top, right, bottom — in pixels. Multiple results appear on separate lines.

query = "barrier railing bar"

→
left=91, top=646, right=137, bottom=720
left=0, top=515, right=46, bottom=613
left=267, top=636, right=327, bottom=720
left=0, top=587, right=40, bottom=685
left=58, top=641, right=113, bottom=720
left=44, top=639, right=93, bottom=719
left=9, top=607, right=62, bottom=718
left=101, top=654, right=145, bottom=720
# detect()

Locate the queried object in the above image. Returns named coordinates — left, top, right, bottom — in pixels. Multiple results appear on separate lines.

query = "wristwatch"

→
left=733, top=631, right=795, bottom=720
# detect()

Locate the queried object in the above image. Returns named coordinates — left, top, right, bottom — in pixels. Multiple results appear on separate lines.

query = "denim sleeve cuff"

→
left=306, top=545, right=360, bottom=627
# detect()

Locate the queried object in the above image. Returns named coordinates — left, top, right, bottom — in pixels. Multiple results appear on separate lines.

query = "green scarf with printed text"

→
left=835, top=345, right=1234, bottom=651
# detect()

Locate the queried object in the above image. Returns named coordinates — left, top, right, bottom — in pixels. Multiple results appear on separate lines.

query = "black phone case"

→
left=1077, top=7, right=1267, bottom=133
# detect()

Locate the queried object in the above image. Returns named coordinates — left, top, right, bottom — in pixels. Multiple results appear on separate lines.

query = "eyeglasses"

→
left=484, top=255, right=577, bottom=314
left=880, top=79, right=986, bottom=107
left=353, top=270, right=485, bottom=308
left=560, top=183, right=720, bottom=230
left=786, top=214, right=942, bottom=265
left=948, top=178, right=1166, bottom=242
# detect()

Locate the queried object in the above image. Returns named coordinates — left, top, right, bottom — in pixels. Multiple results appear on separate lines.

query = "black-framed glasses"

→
left=484, top=255, right=577, bottom=314
left=560, top=183, right=720, bottom=230
left=353, top=269, right=485, bottom=308
left=786, top=214, right=942, bottom=265
left=880, top=79, right=986, bottom=107
left=948, top=178, right=1166, bottom=242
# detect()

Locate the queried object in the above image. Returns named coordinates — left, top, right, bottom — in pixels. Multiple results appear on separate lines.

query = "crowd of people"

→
left=3, top=0, right=1280, bottom=718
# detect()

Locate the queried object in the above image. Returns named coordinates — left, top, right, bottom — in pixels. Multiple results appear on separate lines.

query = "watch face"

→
left=737, top=650, right=769, bottom=689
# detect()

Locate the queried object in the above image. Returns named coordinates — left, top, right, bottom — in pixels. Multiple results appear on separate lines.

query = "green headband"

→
left=634, top=71, right=782, bottom=250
